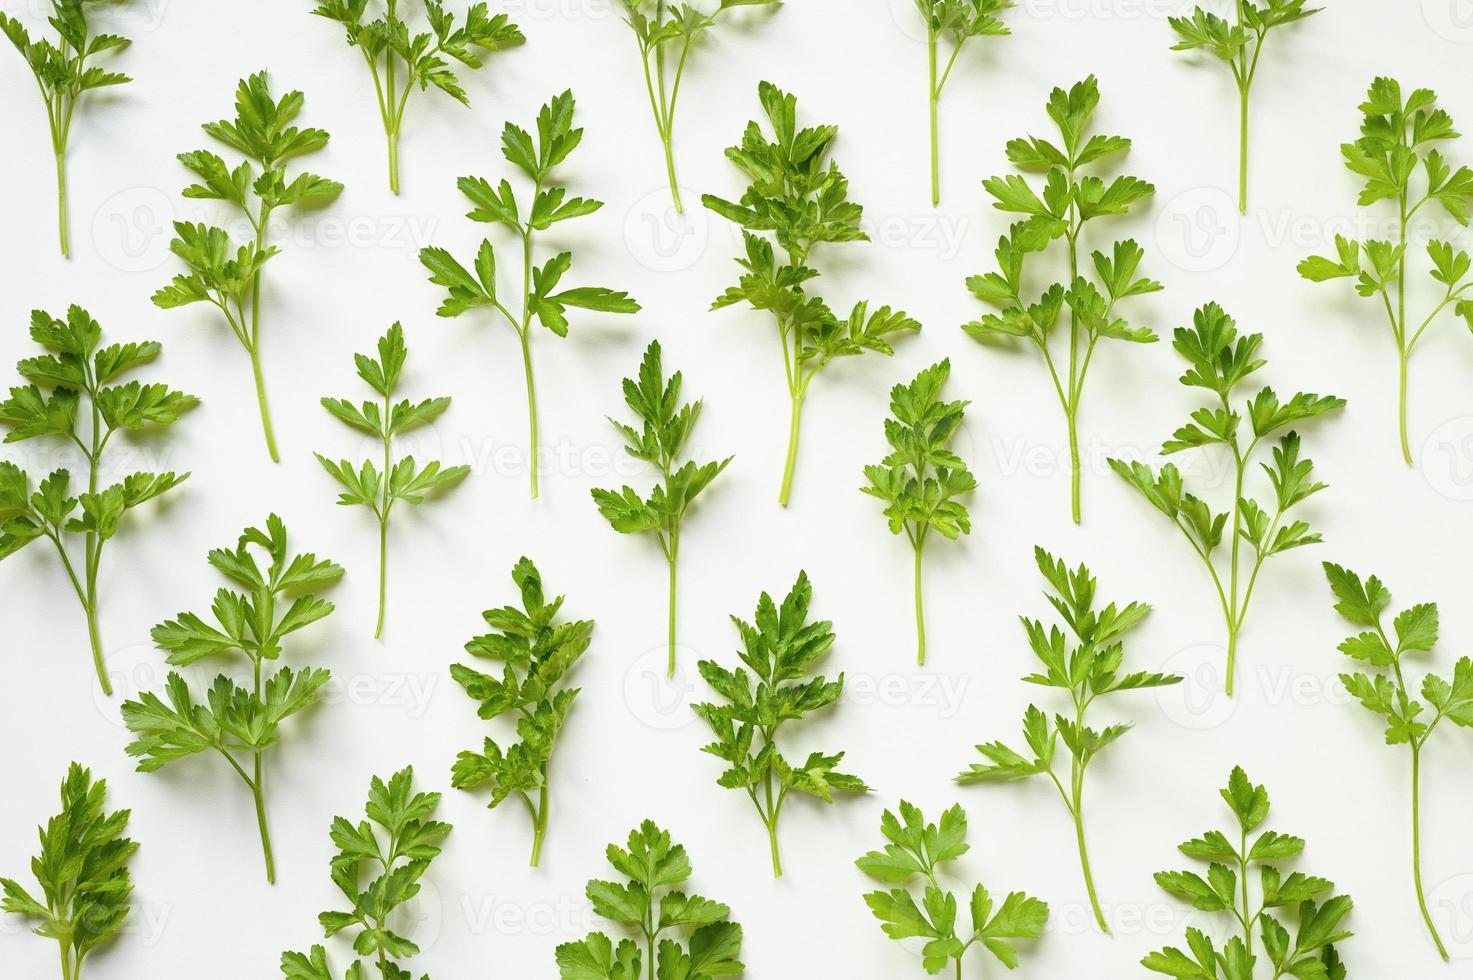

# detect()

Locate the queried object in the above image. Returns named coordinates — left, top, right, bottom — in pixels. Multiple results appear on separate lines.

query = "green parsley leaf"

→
left=317, top=323, right=468, bottom=638
left=963, top=76, right=1158, bottom=524
left=957, top=548, right=1179, bottom=931
left=420, top=90, right=639, bottom=498
left=861, top=359, right=976, bottom=664
left=0, top=0, right=132, bottom=255
left=0, top=305, right=196, bottom=695
left=121, top=515, right=342, bottom=884
left=692, top=571, right=869, bottom=876
left=1109, top=302, right=1342, bottom=695
left=857, top=801, right=1047, bottom=975
left=703, top=81, right=919, bottom=505
left=591, top=341, right=730, bottom=676
left=450, top=556, right=593, bottom=866
left=1298, top=78, right=1473, bottom=464
left=152, top=71, right=341, bottom=462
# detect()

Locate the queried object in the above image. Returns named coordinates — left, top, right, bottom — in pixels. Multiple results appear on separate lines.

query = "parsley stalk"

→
left=916, top=0, right=1012, bottom=206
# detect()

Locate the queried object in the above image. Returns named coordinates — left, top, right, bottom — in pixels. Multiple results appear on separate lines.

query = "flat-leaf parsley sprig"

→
left=152, top=71, right=343, bottom=463
left=1298, top=77, right=1473, bottom=465
left=310, top=0, right=525, bottom=194
left=120, top=515, right=343, bottom=884
left=912, top=0, right=1012, bottom=206
left=963, top=75, right=1159, bottom=524
left=1168, top=0, right=1322, bottom=213
left=857, top=801, right=1048, bottom=977
left=1, top=764, right=138, bottom=980
left=704, top=81, right=921, bottom=507
left=692, top=571, right=869, bottom=877
left=450, top=557, right=593, bottom=867
left=556, top=820, right=743, bottom=980
left=0, top=0, right=131, bottom=256
left=957, top=548, right=1180, bottom=933
left=862, top=360, right=976, bottom=665
left=591, top=341, right=730, bottom=677
left=420, top=90, right=640, bottom=499
left=1109, top=302, right=1343, bottom=696
left=1144, top=767, right=1353, bottom=979
left=0, top=305, right=197, bottom=695
left=281, top=766, right=450, bottom=980
left=317, top=323, right=469, bottom=638
left=617, top=0, right=780, bottom=212
left=1322, top=563, right=1473, bottom=960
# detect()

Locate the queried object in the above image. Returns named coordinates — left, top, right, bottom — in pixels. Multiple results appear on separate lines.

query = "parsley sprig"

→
left=0, top=305, right=197, bottom=695
left=120, top=515, right=343, bottom=884
left=862, top=360, right=976, bottom=665
left=912, top=0, right=1011, bottom=205
left=281, top=767, right=451, bottom=980
left=1, top=764, right=137, bottom=980
left=1144, top=767, right=1353, bottom=980
left=956, top=548, right=1180, bottom=933
left=1169, top=0, right=1321, bottom=213
left=1298, top=77, right=1473, bottom=465
left=317, top=323, right=469, bottom=638
left=557, top=821, right=743, bottom=980
left=1322, top=564, right=1473, bottom=961
left=693, top=571, right=868, bottom=877
left=591, top=341, right=730, bottom=677
left=450, top=557, right=593, bottom=867
left=1109, top=303, right=1343, bottom=696
left=310, top=0, right=524, bottom=194
left=857, top=802, right=1048, bottom=977
left=0, top=0, right=131, bottom=256
left=617, top=0, right=779, bottom=212
left=420, top=90, right=640, bottom=498
left=704, top=81, right=921, bottom=506
left=963, top=75, right=1159, bottom=524
left=152, top=71, right=343, bottom=463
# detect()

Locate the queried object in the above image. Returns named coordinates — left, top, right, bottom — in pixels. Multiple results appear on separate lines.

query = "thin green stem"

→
left=247, top=345, right=280, bottom=463
left=665, top=528, right=679, bottom=678
left=387, top=125, right=401, bottom=195
left=530, top=780, right=548, bottom=867
left=251, top=776, right=276, bottom=884
left=913, top=540, right=927, bottom=665
left=374, top=517, right=389, bottom=640
left=55, top=147, right=70, bottom=257
left=778, top=392, right=804, bottom=507
left=1072, top=803, right=1108, bottom=933
left=1066, top=410, right=1082, bottom=525
left=927, top=30, right=940, bottom=206
left=519, top=328, right=539, bottom=499
left=1411, top=746, right=1450, bottom=960
left=1237, top=83, right=1250, bottom=215
left=766, top=820, right=783, bottom=878
left=1224, top=451, right=1247, bottom=697
left=1397, top=346, right=1412, bottom=466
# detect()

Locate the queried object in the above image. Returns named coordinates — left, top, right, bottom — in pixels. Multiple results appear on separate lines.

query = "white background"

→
left=4, top=0, right=1473, bottom=977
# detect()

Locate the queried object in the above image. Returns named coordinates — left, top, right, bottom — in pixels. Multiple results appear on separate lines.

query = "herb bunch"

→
left=1322, top=563, right=1472, bottom=960
left=1109, top=302, right=1343, bottom=696
left=420, top=90, right=640, bottom=498
left=591, top=341, right=730, bottom=677
left=0, top=305, right=197, bottom=695
left=1169, top=1, right=1322, bottom=213
left=963, top=74, right=1158, bottom=524
left=317, top=323, right=469, bottom=638
left=1144, top=767, right=1353, bottom=979
left=152, top=71, right=343, bottom=462
left=912, top=0, right=1012, bottom=205
left=617, top=0, right=779, bottom=212
left=281, top=767, right=450, bottom=980
left=0, top=0, right=130, bottom=256
left=704, top=80, right=921, bottom=507
left=1, top=764, right=137, bottom=980
left=862, top=359, right=976, bottom=665
left=957, top=548, right=1180, bottom=933
left=1298, top=77, right=1473, bottom=465
left=857, top=801, right=1048, bottom=977
left=556, top=820, right=743, bottom=980
left=120, top=515, right=343, bottom=884
left=310, top=0, right=525, bottom=194
left=450, top=557, right=593, bottom=867
left=692, top=571, right=868, bottom=877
